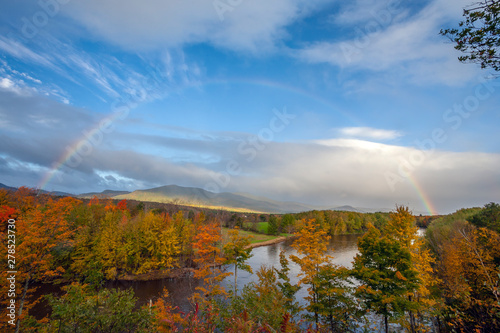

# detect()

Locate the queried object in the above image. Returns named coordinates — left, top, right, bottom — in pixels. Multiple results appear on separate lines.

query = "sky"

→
left=0, top=0, right=499, bottom=215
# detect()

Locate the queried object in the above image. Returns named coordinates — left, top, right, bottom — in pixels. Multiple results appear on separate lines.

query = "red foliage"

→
left=0, top=205, right=17, bottom=222
left=117, top=199, right=128, bottom=211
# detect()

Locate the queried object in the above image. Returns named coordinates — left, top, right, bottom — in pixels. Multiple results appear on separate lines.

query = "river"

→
left=108, top=233, right=362, bottom=313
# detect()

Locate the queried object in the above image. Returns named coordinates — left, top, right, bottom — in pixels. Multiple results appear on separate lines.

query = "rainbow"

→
left=37, top=77, right=359, bottom=192
left=37, top=111, right=124, bottom=191
left=37, top=77, right=436, bottom=215
left=406, top=173, right=437, bottom=215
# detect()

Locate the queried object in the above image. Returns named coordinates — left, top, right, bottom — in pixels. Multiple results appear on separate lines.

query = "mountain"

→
left=39, top=190, right=75, bottom=197
left=114, top=185, right=319, bottom=214
left=0, top=183, right=17, bottom=191
left=0, top=182, right=400, bottom=214
left=78, top=190, right=131, bottom=199
left=331, top=205, right=364, bottom=213
left=0, top=183, right=73, bottom=197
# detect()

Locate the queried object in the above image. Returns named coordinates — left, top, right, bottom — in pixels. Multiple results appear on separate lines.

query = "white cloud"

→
left=0, top=36, right=55, bottom=69
left=337, top=127, right=402, bottom=140
left=0, top=78, right=14, bottom=90
left=62, top=0, right=328, bottom=53
left=331, top=0, right=409, bottom=26
left=2, top=95, right=498, bottom=214
left=296, top=0, right=480, bottom=85
left=0, top=76, right=37, bottom=97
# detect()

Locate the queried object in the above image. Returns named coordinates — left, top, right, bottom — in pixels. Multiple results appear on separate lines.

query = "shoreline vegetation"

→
left=3, top=187, right=498, bottom=332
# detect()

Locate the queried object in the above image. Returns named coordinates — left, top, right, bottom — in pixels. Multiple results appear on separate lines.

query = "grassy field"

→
left=243, top=221, right=269, bottom=234
left=222, top=227, right=281, bottom=244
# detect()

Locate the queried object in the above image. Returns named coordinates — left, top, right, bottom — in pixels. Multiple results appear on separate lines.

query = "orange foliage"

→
left=192, top=221, right=229, bottom=302
left=88, top=195, right=100, bottom=206
left=0, top=195, right=82, bottom=331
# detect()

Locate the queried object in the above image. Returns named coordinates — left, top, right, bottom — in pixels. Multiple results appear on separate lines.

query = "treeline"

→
left=425, top=203, right=500, bottom=332
left=1, top=187, right=499, bottom=332
left=231, top=209, right=391, bottom=236
left=293, top=209, right=389, bottom=235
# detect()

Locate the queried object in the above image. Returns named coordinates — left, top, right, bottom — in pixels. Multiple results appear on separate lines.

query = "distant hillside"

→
left=114, top=185, right=319, bottom=214
left=331, top=205, right=363, bottom=213
left=0, top=183, right=17, bottom=191
left=0, top=183, right=74, bottom=197
left=39, top=190, right=75, bottom=197
left=0, top=182, right=400, bottom=214
left=78, top=190, right=131, bottom=199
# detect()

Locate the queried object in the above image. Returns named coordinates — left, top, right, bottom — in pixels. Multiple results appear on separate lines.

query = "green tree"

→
left=281, top=214, right=295, bottom=234
left=314, top=264, right=359, bottom=332
left=268, top=215, right=279, bottom=235
left=45, top=283, right=155, bottom=332
left=274, top=250, right=301, bottom=318
left=223, top=227, right=253, bottom=296
left=440, top=0, right=500, bottom=72
left=468, top=202, right=500, bottom=233
left=224, top=266, right=301, bottom=332
left=352, top=224, right=419, bottom=333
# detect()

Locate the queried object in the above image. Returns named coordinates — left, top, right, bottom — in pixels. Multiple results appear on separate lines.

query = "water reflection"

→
left=225, top=234, right=361, bottom=307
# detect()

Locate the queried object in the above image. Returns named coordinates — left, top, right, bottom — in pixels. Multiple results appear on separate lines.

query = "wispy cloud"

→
left=61, top=0, right=328, bottom=53
left=0, top=36, right=55, bottom=69
left=1, top=33, right=202, bottom=106
left=296, top=0, right=479, bottom=86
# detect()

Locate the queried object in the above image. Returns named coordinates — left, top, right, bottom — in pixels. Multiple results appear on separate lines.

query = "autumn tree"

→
left=151, top=288, right=184, bottom=333
left=384, top=206, right=438, bottom=332
left=192, top=221, right=229, bottom=304
left=290, top=218, right=333, bottom=328
left=429, top=214, right=500, bottom=332
left=0, top=201, right=19, bottom=330
left=440, top=0, right=500, bottom=73
left=172, top=211, right=196, bottom=267
left=11, top=187, right=36, bottom=215
left=223, top=227, right=253, bottom=295
left=12, top=196, right=82, bottom=333
left=136, top=211, right=180, bottom=274
left=117, top=199, right=128, bottom=211
left=93, top=209, right=128, bottom=279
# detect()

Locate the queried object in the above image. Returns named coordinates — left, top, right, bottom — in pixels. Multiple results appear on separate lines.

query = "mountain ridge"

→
left=0, top=183, right=410, bottom=214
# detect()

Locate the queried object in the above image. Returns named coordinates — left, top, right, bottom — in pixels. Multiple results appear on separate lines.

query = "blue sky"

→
left=0, top=0, right=499, bottom=214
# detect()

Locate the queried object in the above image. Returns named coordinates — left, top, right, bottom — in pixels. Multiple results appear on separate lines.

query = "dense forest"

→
left=1, top=187, right=499, bottom=332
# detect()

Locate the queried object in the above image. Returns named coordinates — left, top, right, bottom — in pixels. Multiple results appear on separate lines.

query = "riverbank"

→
left=245, top=235, right=294, bottom=249
left=119, top=267, right=194, bottom=281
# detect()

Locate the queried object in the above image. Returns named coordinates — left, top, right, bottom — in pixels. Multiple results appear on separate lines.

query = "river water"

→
left=109, top=233, right=362, bottom=313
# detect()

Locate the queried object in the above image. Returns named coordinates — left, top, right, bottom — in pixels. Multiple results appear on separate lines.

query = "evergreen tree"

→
left=268, top=215, right=279, bottom=235
left=352, top=224, right=419, bottom=333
